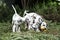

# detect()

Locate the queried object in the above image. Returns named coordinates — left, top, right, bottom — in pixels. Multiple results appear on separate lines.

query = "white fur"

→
left=41, top=21, right=47, bottom=28
left=23, top=10, right=43, bottom=32
left=12, top=5, right=23, bottom=32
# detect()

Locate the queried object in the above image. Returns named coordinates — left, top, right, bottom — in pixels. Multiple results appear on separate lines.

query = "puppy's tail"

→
left=12, top=5, right=17, bottom=14
left=23, top=10, right=29, bottom=16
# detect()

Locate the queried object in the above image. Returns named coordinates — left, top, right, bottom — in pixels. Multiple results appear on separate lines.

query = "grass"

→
left=0, top=22, right=60, bottom=40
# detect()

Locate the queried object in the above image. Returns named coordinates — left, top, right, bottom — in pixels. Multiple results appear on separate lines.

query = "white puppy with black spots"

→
left=23, top=10, right=44, bottom=32
left=12, top=5, right=23, bottom=32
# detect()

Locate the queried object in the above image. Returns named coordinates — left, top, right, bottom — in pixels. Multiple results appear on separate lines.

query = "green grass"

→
left=0, top=22, right=60, bottom=40
left=0, top=32, right=60, bottom=40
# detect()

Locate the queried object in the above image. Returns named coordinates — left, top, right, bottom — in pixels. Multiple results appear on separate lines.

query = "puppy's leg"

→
left=28, top=25, right=31, bottom=30
left=36, top=28, right=40, bottom=32
left=12, top=24, right=16, bottom=32
left=17, top=25, right=20, bottom=32
left=16, top=24, right=19, bottom=32
left=25, top=23, right=28, bottom=29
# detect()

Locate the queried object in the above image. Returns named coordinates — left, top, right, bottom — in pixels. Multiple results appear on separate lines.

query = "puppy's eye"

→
left=43, top=25, right=45, bottom=26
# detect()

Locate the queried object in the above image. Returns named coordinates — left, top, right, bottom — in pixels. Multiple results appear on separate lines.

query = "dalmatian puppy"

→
left=12, top=5, right=23, bottom=32
left=23, top=10, right=43, bottom=31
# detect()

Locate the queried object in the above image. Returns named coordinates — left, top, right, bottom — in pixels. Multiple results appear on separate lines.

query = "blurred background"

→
left=0, top=0, right=60, bottom=22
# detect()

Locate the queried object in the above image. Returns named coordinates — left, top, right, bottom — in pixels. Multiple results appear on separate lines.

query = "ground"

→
left=0, top=22, right=60, bottom=40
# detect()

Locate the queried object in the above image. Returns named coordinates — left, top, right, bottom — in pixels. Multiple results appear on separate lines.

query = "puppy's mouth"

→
left=39, top=26, right=47, bottom=32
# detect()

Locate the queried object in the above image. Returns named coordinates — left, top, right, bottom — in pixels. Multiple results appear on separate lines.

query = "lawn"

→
left=0, top=22, right=60, bottom=40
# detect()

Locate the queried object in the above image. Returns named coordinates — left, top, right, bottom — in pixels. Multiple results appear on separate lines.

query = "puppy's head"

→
left=39, top=21, right=47, bottom=32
